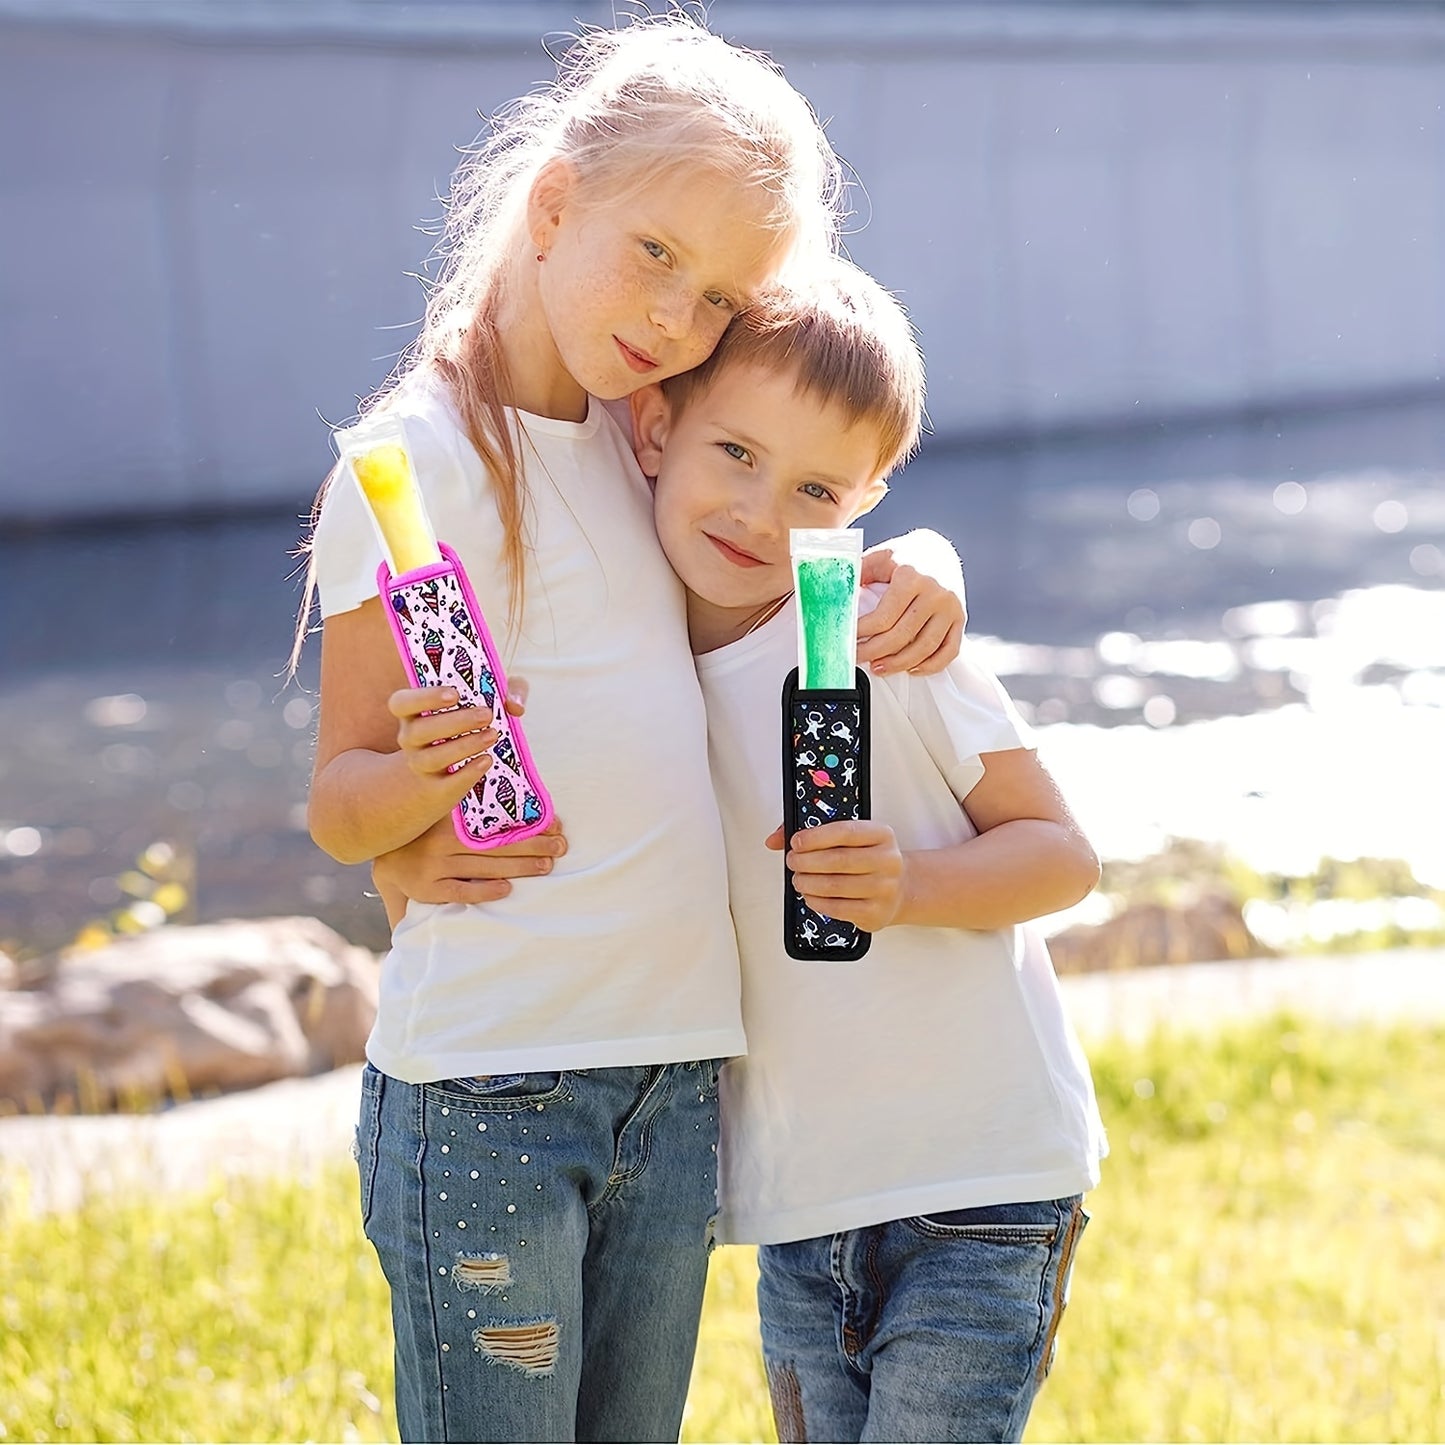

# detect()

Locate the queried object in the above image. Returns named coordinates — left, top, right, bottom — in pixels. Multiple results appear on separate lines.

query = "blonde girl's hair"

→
left=290, top=11, right=845, bottom=675
left=662, top=255, right=926, bottom=479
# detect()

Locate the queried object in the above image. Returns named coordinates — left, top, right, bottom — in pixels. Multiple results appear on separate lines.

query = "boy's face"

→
left=632, top=361, right=888, bottom=619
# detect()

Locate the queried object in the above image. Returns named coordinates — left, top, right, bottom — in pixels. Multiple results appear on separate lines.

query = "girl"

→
left=298, top=16, right=959, bottom=1443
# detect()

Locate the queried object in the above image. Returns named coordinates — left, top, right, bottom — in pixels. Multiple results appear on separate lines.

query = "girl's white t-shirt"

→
left=311, top=379, right=745, bottom=1082
left=696, top=533, right=1107, bottom=1245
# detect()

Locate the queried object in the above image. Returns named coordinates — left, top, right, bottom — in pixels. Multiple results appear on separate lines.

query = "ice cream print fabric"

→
left=383, top=557, right=551, bottom=846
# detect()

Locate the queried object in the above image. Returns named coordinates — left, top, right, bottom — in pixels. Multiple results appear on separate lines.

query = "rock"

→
left=0, top=917, right=377, bottom=1112
left=1049, top=894, right=1274, bottom=974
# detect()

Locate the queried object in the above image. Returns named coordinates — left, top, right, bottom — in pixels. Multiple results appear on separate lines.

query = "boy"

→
left=628, top=258, right=1107, bottom=1444
left=381, top=259, right=1107, bottom=1443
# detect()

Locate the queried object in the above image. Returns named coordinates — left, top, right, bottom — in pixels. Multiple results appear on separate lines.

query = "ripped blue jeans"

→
left=354, top=1060, right=723, bottom=1443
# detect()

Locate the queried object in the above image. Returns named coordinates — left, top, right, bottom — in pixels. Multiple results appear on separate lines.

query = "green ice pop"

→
left=793, top=532, right=861, bottom=690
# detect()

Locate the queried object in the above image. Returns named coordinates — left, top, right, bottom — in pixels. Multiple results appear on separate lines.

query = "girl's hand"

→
left=765, top=820, right=907, bottom=933
left=856, top=549, right=966, bottom=676
left=373, top=814, right=570, bottom=922
left=388, top=685, right=499, bottom=798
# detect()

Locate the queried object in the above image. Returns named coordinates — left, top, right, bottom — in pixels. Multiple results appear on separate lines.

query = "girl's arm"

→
left=770, top=747, right=1099, bottom=934
left=308, top=598, right=499, bottom=865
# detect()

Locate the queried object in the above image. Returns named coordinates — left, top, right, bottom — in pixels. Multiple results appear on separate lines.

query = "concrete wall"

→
left=2, top=1, right=1443, bottom=520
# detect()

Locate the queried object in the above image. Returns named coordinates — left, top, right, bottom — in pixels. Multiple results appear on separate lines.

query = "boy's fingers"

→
left=795, top=875, right=878, bottom=901
left=378, top=847, right=556, bottom=891
left=788, top=820, right=888, bottom=851
left=373, top=859, right=514, bottom=906
left=407, top=817, right=565, bottom=862
left=788, top=822, right=900, bottom=880
left=788, top=848, right=894, bottom=878
left=432, top=878, right=513, bottom=904
left=764, top=825, right=787, bottom=851
left=485, top=825, right=568, bottom=859
left=411, top=820, right=567, bottom=864
left=435, top=853, right=557, bottom=879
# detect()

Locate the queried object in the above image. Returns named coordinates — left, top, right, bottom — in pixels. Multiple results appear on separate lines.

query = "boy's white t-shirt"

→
left=696, top=533, right=1107, bottom=1245
left=311, top=378, right=745, bottom=1082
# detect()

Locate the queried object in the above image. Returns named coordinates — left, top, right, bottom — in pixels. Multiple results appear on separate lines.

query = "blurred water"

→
left=2, top=394, right=1442, bottom=960
left=886, top=389, right=1445, bottom=642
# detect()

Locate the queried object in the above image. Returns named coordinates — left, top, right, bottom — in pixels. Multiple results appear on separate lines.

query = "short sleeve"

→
left=862, top=528, right=1032, bottom=803
left=310, top=454, right=384, bottom=618
left=896, top=643, right=1035, bottom=803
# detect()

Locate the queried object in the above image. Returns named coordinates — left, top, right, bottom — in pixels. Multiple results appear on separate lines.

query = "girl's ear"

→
left=528, top=159, right=577, bottom=254
left=630, top=384, right=671, bottom=478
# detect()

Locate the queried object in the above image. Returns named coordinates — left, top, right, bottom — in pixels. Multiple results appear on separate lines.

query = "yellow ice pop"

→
left=352, top=444, right=441, bottom=575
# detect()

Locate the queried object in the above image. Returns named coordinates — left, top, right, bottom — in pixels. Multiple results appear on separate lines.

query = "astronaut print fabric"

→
left=380, top=547, right=553, bottom=850
left=783, top=673, right=871, bottom=961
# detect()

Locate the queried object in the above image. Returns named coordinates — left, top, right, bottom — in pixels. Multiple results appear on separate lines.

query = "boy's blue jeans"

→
left=757, top=1196, right=1089, bottom=1444
left=354, top=1059, right=722, bottom=1443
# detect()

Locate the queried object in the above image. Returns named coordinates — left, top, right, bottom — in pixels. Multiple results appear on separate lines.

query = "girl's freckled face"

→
left=535, top=166, right=783, bottom=400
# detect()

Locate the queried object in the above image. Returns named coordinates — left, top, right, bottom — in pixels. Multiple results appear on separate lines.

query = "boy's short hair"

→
left=661, top=256, right=925, bottom=478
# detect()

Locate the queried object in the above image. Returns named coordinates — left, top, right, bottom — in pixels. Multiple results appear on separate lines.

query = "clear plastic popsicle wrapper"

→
left=347, top=430, right=442, bottom=577
left=334, top=414, right=554, bottom=851
left=781, top=528, right=872, bottom=960
left=792, top=528, right=863, bottom=687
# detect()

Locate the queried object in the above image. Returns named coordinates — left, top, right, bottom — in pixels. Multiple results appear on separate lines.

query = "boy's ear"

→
left=629, top=384, right=672, bottom=478
left=846, top=479, right=889, bottom=524
left=527, top=159, right=577, bottom=254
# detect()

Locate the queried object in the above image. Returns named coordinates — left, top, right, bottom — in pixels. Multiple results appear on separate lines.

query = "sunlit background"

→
left=3, top=0, right=1442, bottom=961
left=2, top=2, right=1444, bottom=1441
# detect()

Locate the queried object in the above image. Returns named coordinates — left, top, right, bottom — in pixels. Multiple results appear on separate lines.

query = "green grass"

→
left=1024, top=1017, right=1445, bottom=1444
left=3, top=1017, right=1444, bottom=1443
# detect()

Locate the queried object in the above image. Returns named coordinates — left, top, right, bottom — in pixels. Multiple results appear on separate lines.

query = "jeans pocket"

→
left=355, top=1064, right=384, bottom=1231
left=903, top=1199, right=1064, bottom=1244
left=428, top=1071, right=567, bottom=1105
left=689, top=1057, right=722, bottom=1100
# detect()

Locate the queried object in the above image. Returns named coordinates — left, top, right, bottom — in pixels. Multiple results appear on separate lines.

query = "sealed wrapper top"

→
left=791, top=528, right=863, bottom=690
left=336, top=413, right=442, bottom=577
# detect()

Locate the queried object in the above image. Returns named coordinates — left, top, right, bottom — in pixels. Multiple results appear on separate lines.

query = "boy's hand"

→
left=766, top=820, right=907, bottom=933
left=856, top=549, right=966, bottom=676
left=373, top=814, right=569, bottom=923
